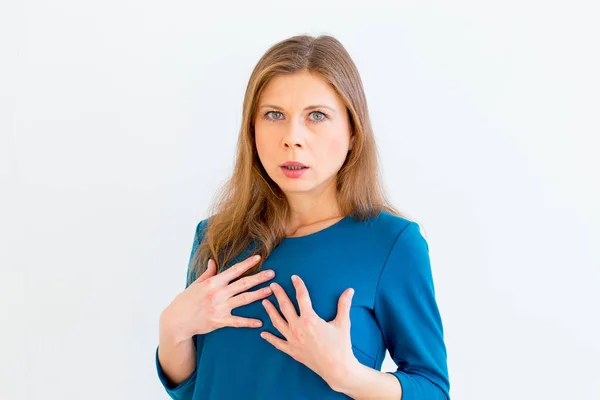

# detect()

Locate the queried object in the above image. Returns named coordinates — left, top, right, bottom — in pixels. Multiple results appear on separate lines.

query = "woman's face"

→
left=254, top=71, right=353, bottom=197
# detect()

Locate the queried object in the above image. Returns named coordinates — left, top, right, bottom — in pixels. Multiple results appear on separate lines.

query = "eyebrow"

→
left=258, top=104, right=337, bottom=114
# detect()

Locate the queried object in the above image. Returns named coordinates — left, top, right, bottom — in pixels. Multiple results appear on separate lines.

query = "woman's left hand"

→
left=260, top=275, right=359, bottom=391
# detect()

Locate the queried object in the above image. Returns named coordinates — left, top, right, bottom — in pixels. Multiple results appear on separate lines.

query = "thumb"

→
left=335, top=288, right=354, bottom=330
left=196, top=259, right=217, bottom=283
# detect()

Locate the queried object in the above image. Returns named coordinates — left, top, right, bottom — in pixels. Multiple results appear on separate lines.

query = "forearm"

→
left=332, top=362, right=402, bottom=400
left=157, top=325, right=196, bottom=387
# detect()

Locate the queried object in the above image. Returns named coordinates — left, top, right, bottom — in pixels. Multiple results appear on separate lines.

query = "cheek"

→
left=322, top=119, right=351, bottom=164
left=254, top=130, right=268, bottom=155
left=254, top=130, right=276, bottom=169
left=326, top=136, right=349, bottom=163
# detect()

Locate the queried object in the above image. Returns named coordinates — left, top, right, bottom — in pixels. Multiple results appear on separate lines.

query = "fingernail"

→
left=291, top=275, right=297, bottom=282
left=265, top=270, right=274, bottom=278
left=254, top=321, right=262, bottom=327
left=254, top=255, right=261, bottom=261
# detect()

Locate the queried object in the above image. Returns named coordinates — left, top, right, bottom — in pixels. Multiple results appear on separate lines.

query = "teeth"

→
left=284, top=166, right=305, bottom=170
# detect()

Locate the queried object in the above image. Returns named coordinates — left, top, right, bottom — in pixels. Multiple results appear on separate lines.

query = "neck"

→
left=285, top=201, right=343, bottom=237
left=283, top=176, right=343, bottom=235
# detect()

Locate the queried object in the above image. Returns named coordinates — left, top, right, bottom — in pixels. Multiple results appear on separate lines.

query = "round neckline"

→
left=282, top=215, right=351, bottom=242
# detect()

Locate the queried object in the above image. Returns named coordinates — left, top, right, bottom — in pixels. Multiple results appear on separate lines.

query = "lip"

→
left=280, top=165, right=309, bottom=179
left=280, top=161, right=308, bottom=167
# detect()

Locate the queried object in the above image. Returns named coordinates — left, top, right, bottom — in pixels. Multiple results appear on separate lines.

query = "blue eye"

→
left=264, top=111, right=284, bottom=121
left=263, top=110, right=329, bottom=123
left=309, top=111, right=328, bottom=122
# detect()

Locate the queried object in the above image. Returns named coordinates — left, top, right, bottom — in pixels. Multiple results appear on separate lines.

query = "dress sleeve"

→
left=373, top=221, right=451, bottom=400
left=155, top=220, right=208, bottom=399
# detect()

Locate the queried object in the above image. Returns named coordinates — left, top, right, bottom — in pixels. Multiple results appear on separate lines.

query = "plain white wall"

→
left=1, top=1, right=598, bottom=399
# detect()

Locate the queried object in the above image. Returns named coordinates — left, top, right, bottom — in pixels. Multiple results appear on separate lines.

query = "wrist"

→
left=159, top=314, right=186, bottom=347
left=329, top=358, right=364, bottom=394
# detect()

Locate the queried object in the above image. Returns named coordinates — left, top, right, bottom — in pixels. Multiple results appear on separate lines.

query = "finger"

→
left=291, top=275, right=314, bottom=317
left=224, top=269, right=275, bottom=298
left=194, top=259, right=216, bottom=284
left=214, top=255, right=262, bottom=285
left=221, top=315, right=264, bottom=329
left=262, top=299, right=290, bottom=338
left=260, top=331, right=292, bottom=356
left=269, top=282, right=298, bottom=323
left=335, top=288, right=354, bottom=330
left=227, top=285, right=273, bottom=309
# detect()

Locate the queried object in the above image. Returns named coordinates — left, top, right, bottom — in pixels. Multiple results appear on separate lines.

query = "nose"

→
left=281, top=120, right=306, bottom=149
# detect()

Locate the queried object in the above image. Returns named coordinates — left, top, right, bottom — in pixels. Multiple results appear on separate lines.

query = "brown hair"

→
left=189, top=34, right=411, bottom=283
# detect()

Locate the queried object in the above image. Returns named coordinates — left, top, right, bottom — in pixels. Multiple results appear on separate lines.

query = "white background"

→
left=1, top=1, right=599, bottom=399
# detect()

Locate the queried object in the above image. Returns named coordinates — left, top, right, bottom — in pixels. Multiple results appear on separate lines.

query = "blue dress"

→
left=156, top=211, right=450, bottom=399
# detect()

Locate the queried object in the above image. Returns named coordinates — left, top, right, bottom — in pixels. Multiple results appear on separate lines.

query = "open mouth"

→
left=280, top=165, right=309, bottom=178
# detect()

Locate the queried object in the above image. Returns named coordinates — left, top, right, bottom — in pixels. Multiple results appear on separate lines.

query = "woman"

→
left=156, top=34, right=450, bottom=400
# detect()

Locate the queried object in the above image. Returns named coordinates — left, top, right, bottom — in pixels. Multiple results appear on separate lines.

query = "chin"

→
left=277, top=180, right=311, bottom=189
left=273, top=178, right=313, bottom=192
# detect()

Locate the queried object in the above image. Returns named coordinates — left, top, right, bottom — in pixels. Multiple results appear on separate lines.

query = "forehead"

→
left=258, top=71, right=343, bottom=109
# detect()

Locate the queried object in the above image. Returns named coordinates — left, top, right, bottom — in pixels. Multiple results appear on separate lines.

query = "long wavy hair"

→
left=189, top=34, right=410, bottom=283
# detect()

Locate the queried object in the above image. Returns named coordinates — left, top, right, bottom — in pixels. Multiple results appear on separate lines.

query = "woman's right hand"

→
left=159, top=255, right=275, bottom=344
